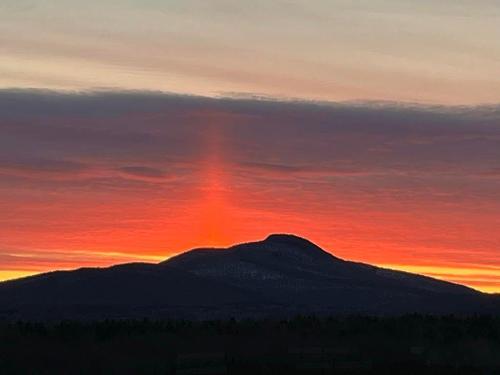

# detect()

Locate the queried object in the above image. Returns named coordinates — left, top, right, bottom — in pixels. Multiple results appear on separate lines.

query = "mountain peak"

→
left=264, top=233, right=318, bottom=247
left=265, top=233, right=305, bottom=241
left=262, top=233, right=333, bottom=258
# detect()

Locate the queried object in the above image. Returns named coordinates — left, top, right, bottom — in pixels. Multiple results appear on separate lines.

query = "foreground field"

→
left=1, top=315, right=500, bottom=374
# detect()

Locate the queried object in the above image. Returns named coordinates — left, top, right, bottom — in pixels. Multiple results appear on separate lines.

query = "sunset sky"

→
left=1, top=1, right=500, bottom=292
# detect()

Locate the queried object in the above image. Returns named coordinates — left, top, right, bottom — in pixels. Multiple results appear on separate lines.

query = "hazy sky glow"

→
left=1, top=0, right=500, bottom=104
left=1, top=2, right=500, bottom=292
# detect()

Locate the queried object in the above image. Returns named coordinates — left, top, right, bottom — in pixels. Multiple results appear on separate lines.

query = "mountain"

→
left=1, top=234, right=498, bottom=320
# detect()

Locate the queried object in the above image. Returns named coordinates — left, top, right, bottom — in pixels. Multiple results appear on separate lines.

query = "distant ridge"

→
left=1, top=234, right=499, bottom=320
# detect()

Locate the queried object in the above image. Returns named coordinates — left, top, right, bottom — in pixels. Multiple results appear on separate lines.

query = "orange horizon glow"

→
left=2, top=182, right=499, bottom=294
left=2, top=243, right=499, bottom=294
left=2, top=165, right=499, bottom=293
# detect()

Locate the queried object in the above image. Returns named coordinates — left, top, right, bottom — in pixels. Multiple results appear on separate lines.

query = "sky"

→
left=1, top=0, right=500, bottom=104
left=0, top=1, right=500, bottom=292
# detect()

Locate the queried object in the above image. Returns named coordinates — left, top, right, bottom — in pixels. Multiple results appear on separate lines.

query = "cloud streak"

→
left=1, top=1, right=500, bottom=104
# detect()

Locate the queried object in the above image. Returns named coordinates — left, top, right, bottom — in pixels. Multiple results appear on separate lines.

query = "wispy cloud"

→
left=0, top=158, right=88, bottom=177
left=1, top=2, right=500, bottom=103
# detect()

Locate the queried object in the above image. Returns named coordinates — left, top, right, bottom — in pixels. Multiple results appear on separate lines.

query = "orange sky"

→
left=3, top=166, right=499, bottom=292
left=0, top=91, right=499, bottom=293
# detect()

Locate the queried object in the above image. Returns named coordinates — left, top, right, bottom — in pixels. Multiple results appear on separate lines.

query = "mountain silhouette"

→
left=1, top=234, right=498, bottom=319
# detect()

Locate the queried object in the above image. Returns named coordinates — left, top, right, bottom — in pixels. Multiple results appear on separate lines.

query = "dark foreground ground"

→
left=1, top=315, right=500, bottom=374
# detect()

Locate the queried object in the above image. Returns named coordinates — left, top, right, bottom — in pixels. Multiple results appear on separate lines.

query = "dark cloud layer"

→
left=1, top=89, right=499, bottom=184
left=0, top=158, right=87, bottom=176
left=117, top=166, right=169, bottom=179
left=1, top=90, right=500, bottom=213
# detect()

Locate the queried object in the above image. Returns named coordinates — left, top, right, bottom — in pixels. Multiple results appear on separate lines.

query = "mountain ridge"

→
left=1, top=234, right=498, bottom=320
